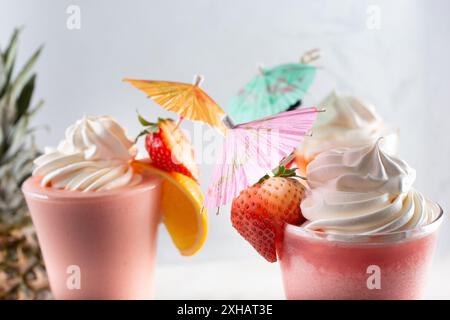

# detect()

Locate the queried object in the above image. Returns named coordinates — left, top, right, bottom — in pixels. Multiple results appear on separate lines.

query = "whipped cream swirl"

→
left=33, top=115, right=142, bottom=191
left=301, top=139, right=436, bottom=235
left=297, top=91, right=398, bottom=159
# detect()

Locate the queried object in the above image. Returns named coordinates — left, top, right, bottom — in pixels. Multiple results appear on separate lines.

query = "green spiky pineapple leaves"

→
left=0, top=28, right=43, bottom=227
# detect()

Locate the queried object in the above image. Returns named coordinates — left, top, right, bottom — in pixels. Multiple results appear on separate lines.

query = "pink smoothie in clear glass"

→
left=279, top=202, right=443, bottom=300
left=22, top=175, right=162, bottom=300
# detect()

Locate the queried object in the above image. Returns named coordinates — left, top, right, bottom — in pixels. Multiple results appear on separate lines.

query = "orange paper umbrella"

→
left=124, top=75, right=227, bottom=134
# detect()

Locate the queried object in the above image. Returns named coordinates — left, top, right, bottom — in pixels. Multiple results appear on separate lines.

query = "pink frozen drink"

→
left=280, top=140, right=444, bottom=299
left=22, top=176, right=161, bottom=299
left=280, top=207, right=443, bottom=299
left=22, top=115, right=162, bottom=299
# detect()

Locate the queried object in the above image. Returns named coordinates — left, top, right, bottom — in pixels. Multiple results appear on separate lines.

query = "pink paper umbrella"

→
left=205, top=107, right=319, bottom=209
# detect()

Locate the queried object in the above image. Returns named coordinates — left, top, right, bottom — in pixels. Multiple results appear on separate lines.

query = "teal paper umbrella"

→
left=228, top=63, right=316, bottom=124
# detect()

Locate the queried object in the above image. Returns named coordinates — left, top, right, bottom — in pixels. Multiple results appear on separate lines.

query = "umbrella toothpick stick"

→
left=301, top=48, right=321, bottom=64
left=172, top=75, right=204, bottom=132
left=258, top=65, right=265, bottom=75
left=193, top=74, right=204, bottom=87
left=174, top=116, right=185, bottom=131
left=279, top=153, right=296, bottom=167
left=222, top=115, right=235, bottom=130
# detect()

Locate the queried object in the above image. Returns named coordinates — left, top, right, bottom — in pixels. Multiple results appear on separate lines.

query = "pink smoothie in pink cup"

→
left=22, top=115, right=162, bottom=299
left=22, top=175, right=161, bottom=299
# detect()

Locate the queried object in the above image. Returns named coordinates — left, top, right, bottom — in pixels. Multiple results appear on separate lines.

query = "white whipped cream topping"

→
left=33, top=115, right=142, bottom=191
left=301, top=140, right=436, bottom=235
left=297, top=91, right=398, bottom=159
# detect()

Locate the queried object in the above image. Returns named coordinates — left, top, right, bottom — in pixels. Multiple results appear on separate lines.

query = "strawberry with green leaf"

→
left=137, top=114, right=199, bottom=181
left=231, top=166, right=306, bottom=262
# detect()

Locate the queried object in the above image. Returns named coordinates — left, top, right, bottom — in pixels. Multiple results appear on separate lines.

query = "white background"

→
left=1, top=0, right=449, bottom=298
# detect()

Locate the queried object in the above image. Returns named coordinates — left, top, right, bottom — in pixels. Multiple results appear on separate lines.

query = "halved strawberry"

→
left=231, top=166, right=306, bottom=262
left=137, top=115, right=199, bottom=181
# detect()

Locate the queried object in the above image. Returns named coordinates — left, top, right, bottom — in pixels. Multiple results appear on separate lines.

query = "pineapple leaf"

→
left=10, top=45, right=42, bottom=100
left=28, top=99, right=44, bottom=117
left=4, top=115, right=29, bottom=160
left=3, top=28, right=21, bottom=73
left=0, top=28, right=20, bottom=97
left=0, top=58, right=5, bottom=92
left=15, top=74, right=36, bottom=124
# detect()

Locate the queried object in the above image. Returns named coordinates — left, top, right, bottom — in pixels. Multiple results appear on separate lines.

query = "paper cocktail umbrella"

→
left=228, top=61, right=317, bottom=124
left=205, top=107, right=319, bottom=209
left=124, top=75, right=227, bottom=134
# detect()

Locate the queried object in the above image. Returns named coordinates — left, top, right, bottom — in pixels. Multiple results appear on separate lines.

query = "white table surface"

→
left=154, top=258, right=450, bottom=300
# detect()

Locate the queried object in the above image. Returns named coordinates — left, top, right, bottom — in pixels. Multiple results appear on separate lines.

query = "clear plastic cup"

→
left=279, top=200, right=444, bottom=300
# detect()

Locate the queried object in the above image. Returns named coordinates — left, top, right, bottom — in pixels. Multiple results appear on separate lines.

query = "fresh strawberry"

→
left=231, top=166, right=306, bottom=262
left=137, top=115, right=199, bottom=181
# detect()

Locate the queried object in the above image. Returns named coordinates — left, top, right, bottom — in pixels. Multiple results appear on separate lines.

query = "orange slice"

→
left=132, top=160, right=207, bottom=256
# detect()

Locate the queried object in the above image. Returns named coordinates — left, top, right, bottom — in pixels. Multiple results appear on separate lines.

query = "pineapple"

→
left=0, top=29, right=51, bottom=299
